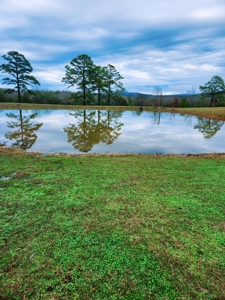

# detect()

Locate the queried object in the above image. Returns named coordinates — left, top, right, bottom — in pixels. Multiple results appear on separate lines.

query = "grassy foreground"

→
left=0, top=148, right=225, bottom=299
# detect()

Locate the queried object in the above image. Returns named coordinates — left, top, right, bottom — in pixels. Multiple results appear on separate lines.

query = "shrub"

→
left=0, top=89, right=7, bottom=102
left=21, top=92, right=32, bottom=103
left=179, top=97, right=190, bottom=108
left=168, top=97, right=179, bottom=107
left=196, top=97, right=208, bottom=107
left=111, top=93, right=128, bottom=106
left=154, top=100, right=159, bottom=108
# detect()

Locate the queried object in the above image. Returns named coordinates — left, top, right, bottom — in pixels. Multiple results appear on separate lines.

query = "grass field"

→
left=0, top=147, right=225, bottom=299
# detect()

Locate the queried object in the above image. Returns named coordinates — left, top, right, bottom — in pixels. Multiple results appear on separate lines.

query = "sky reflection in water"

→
left=0, top=109, right=224, bottom=154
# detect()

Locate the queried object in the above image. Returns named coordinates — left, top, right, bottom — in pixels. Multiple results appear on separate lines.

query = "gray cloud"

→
left=0, top=0, right=225, bottom=94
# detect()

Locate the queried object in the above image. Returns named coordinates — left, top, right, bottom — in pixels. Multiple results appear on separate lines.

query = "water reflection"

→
left=152, top=111, right=161, bottom=125
left=63, top=110, right=123, bottom=152
left=102, top=111, right=124, bottom=145
left=5, top=110, right=43, bottom=150
left=194, top=117, right=224, bottom=139
left=0, top=110, right=225, bottom=154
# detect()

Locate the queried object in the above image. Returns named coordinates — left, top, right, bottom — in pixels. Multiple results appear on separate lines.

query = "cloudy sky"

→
left=0, top=0, right=225, bottom=95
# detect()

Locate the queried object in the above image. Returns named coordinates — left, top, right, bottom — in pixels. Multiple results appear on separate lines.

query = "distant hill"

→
left=122, top=90, right=197, bottom=97
left=0, top=87, right=195, bottom=98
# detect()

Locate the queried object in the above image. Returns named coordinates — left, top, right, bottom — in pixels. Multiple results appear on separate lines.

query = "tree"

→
left=0, top=51, right=40, bottom=103
left=134, top=93, right=144, bottom=106
left=153, top=87, right=162, bottom=107
left=62, top=54, right=95, bottom=105
left=103, top=64, right=124, bottom=106
left=199, top=76, right=225, bottom=107
left=90, top=65, right=108, bottom=105
left=186, top=86, right=196, bottom=106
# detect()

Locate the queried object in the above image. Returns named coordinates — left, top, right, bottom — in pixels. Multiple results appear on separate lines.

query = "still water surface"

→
left=0, top=109, right=224, bottom=154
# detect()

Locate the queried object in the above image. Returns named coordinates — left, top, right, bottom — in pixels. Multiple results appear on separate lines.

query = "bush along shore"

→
left=0, top=148, right=225, bottom=299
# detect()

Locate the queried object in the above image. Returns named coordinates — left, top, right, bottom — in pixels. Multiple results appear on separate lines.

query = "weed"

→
left=0, top=151, right=225, bottom=299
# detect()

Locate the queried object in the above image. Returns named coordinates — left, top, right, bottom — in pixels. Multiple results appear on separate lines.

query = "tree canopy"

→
left=62, top=54, right=95, bottom=105
left=0, top=51, right=40, bottom=103
left=199, top=75, right=225, bottom=107
left=103, top=64, right=124, bottom=106
left=62, top=54, right=124, bottom=105
left=90, top=65, right=108, bottom=105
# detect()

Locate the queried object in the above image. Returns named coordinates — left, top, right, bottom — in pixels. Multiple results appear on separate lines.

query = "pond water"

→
left=0, top=109, right=224, bottom=154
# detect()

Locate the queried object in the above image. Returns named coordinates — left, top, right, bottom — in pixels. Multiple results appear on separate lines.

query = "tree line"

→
left=0, top=50, right=225, bottom=107
left=0, top=51, right=125, bottom=106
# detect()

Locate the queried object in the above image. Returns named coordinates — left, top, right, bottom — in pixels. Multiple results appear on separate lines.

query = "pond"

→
left=0, top=109, right=224, bottom=154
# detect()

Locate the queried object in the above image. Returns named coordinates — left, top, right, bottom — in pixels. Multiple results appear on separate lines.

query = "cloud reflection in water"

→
left=0, top=110, right=224, bottom=154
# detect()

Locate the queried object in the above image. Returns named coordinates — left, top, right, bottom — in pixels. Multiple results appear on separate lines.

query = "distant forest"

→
left=0, top=88, right=220, bottom=108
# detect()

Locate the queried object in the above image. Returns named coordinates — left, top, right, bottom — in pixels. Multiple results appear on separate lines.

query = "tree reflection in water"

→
left=64, top=110, right=123, bottom=152
left=102, top=111, right=123, bottom=145
left=5, top=110, right=43, bottom=150
left=152, top=111, right=161, bottom=125
left=194, top=117, right=224, bottom=139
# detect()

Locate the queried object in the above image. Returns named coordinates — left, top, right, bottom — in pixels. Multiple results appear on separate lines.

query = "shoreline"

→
left=1, top=146, right=225, bottom=158
left=1, top=102, right=225, bottom=121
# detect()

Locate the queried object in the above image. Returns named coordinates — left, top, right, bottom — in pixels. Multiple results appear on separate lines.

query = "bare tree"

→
left=186, top=86, right=197, bottom=106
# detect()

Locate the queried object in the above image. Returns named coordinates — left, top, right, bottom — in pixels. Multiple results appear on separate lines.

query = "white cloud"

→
left=191, top=7, right=224, bottom=21
left=34, top=70, right=64, bottom=84
left=0, top=0, right=225, bottom=94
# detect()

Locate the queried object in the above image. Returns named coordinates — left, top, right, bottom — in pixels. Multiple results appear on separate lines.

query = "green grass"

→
left=0, top=151, right=225, bottom=299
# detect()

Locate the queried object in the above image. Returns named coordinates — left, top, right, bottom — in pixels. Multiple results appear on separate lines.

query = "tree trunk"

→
left=82, top=72, right=86, bottom=105
left=18, top=86, right=21, bottom=103
left=83, top=84, right=86, bottom=106
left=97, top=88, right=101, bottom=105
left=16, top=73, right=21, bottom=103
left=108, top=83, right=111, bottom=106
left=209, top=94, right=214, bottom=107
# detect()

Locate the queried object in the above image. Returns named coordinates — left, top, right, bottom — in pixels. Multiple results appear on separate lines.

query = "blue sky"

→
left=0, top=0, right=225, bottom=95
